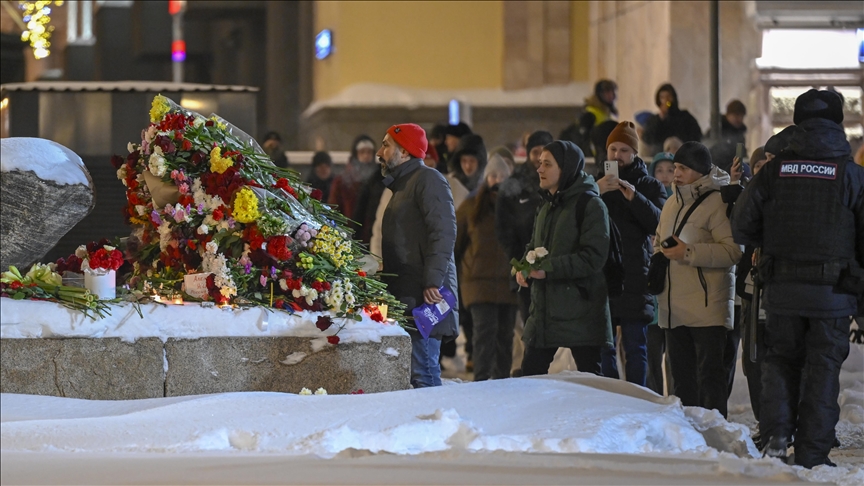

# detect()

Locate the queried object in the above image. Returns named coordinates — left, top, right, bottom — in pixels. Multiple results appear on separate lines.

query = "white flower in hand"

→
left=526, top=250, right=537, bottom=265
left=535, top=247, right=549, bottom=259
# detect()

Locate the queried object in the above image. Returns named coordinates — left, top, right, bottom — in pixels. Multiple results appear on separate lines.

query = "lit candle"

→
left=172, top=296, right=184, bottom=305
left=153, top=294, right=162, bottom=302
left=379, top=304, right=388, bottom=321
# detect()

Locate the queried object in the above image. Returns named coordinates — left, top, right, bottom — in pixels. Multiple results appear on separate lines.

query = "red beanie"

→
left=387, top=124, right=427, bottom=160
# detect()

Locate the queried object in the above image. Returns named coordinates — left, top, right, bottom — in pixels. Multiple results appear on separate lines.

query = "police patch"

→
left=778, top=160, right=837, bottom=180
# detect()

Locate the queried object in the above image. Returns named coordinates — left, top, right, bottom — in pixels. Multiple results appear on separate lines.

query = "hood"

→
left=614, top=157, right=650, bottom=184
left=448, top=134, right=488, bottom=191
left=787, top=118, right=851, bottom=161
left=673, top=165, right=730, bottom=204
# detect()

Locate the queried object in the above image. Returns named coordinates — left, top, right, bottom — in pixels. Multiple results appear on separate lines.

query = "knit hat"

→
left=793, top=89, right=844, bottom=125
left=525, top=130, right=553, bottom=154
left=543, top=140, right=585, bottom=192
left=606, top=121, right=639, bottom=151
left=387, top=124, right=427, bottom=159
left=445, top=122, right=472, bottom=139
left=673, top=141, right=713, bottom=175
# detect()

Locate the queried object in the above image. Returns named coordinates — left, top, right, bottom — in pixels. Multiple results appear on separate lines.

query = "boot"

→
left=762, top=435, right=790, bottom=463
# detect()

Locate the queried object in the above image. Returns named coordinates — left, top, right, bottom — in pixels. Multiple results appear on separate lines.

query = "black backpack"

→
left=575, top=190, right=625, bottom=298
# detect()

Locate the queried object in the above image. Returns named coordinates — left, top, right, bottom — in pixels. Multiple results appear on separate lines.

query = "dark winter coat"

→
left=496, top=162, right=543, bottom=290
left=305, top=173, right=334, bottom=203
left=381, top=159, right=459, bottom=339
left=643, top=108, right=703, bottom=152
left=455, top=184, right=516, bottom=308
left=524, top=171, right=613, bottom=349
left=598, top=158, right=667, bottom=320
left=352, top=172, right=386, bottom=245
left=732, top=118, right=864, bottom=318
left=448, top=134, right=488, bottom=192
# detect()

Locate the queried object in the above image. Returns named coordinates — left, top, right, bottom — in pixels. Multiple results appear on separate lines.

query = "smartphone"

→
left=604, top=160, right=619, bottom=178
left=661, top=236, right=678, bottom=248
left=735, top=143, right=744, bottom=161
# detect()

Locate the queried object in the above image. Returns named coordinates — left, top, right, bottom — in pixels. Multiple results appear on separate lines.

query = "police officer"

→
left=732, top=89, right=864, bottom=468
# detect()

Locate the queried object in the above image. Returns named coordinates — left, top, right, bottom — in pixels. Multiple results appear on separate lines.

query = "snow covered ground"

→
left=2, top=370, right=861, bottom=485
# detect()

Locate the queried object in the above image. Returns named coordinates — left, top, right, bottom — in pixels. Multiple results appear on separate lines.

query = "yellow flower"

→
left=209, top=147, right=234, bottom=174
left=209, top=116, right=227, bottom=130
left=233, top=187, right=261, bottom=223
left=150, top=94, right=171, bottom=123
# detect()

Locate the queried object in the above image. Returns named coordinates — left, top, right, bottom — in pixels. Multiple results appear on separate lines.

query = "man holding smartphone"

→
left=594, top=121, right=667, bottom=386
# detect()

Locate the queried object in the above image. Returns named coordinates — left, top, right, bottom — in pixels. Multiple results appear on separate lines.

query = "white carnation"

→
left=197, top=224, right=209, bottom=235
left=205, top=241, right=218, bottom=254
left=75, top=245, right=88, bottom=259
left=148, top=147, right=167, bottom=177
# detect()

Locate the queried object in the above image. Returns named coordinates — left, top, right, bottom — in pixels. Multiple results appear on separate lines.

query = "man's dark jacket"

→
left=382, top=159, right=459, bottom=339
left=598, top=158, right=667, bottom=320
left=732, top=118, right=864, bottom=318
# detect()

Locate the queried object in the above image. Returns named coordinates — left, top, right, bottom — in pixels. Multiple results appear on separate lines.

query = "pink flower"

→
left=260, top=275, right=268, bottom=287
left=179, top=183, right=189, bottom=195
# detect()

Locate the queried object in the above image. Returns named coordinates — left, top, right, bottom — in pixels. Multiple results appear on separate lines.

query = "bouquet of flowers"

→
left=0, top=264, right=111, bottom=318
left=510, top=246, right=550, bottom=279
left=113, top=94, right=403, bottom=323
left=75, top=241, right=124, bottom=275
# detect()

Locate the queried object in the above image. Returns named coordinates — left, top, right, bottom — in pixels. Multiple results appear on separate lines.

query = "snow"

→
left=3, top=371, right=862, bottom=484
left=303, top=82, right=592, bottom=117
left=0, top=137, right=91, bottom=186
left=0, top=299, right=407, bottom=344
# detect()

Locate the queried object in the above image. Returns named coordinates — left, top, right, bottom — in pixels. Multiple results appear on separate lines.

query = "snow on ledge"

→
left=0, top=299, right=407, bottom=344
left=303, top=82, right=592, bottom=117
left=0, top=138, right=91, bottom=186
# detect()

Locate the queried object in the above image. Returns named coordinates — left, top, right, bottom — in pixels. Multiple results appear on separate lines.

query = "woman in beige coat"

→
left=654, top=142, right=742, bottom=418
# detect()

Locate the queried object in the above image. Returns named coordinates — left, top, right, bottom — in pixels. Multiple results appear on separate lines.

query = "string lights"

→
left=19, top=1, right=65, bottom=59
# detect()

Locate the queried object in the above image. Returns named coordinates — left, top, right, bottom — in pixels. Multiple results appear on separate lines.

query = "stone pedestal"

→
left=0, top=337, right=164, bottom=400
left=0, top=335, right=411, bottom=399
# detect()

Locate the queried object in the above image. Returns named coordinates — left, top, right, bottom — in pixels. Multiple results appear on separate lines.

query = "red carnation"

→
left=212, top=207, right=224, bottom=221
left=327, top=335, right=340, bottom=345
left=357, top=271, right=367, bottom=277
left=267, top=236, right=292, bottom=261
left=310, top=189, right=323, bottom=201
left=182, top=139, right=192, bottom=151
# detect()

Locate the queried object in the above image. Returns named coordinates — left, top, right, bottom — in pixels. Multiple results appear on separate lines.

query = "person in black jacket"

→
left=642, top=84, right=703, bottom=155
left=496, top=131, right=553, bottom=329
left=732, top=89, right=864, bottom=468
left=595, top=122, right=667, bottom=386
left=377, top=123, right=459, bottom=388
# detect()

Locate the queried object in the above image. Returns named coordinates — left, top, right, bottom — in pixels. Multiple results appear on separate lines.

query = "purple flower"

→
left=197, top=203, right=205, bottom=213
left=270, top=266, right=277, bottom=277
left=244, top=262, right=252, bottom=274
left=150, top=211, right=163, bottom=226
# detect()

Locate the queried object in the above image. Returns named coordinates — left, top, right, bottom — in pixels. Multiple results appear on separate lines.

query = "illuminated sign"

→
left=315, top=29, right=333, bottom=60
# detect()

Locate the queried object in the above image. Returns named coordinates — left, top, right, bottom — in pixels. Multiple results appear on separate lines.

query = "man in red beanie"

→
left=376, top=124, right=459, bottom=388
left=596, top=121, right=667, bottom=388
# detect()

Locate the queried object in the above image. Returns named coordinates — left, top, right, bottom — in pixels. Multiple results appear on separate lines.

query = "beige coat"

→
left=654, top=167, right=742, bottom=330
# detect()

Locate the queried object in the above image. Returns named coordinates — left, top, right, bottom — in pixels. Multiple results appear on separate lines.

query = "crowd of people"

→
left=259, top=83, right=864, bottom=470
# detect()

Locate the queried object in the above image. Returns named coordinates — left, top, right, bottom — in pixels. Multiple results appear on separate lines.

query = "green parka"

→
left=523, top=172, right=614, bottom=349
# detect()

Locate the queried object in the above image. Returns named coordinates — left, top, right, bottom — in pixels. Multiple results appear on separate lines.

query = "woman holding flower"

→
left=515, top=141, right=613, bottom=376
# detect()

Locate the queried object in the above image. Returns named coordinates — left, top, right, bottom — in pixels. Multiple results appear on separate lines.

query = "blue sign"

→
left=315, top=29, right=333, bottom=60
left=448, top=99, right=460, bottom=125
left=858, top=29, right=863, bottom=63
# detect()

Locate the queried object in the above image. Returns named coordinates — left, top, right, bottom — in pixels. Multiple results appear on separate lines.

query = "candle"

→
left=172, top=297, right=184, bottom=305
left=379, top=304, right=388, bottom=321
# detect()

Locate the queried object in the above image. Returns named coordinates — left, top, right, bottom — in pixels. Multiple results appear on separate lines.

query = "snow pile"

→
left=0, top=299, right=407, bottom=344
left=0, top=137, right=90, bottom=186
left=0, top=373, right=732, bottom=458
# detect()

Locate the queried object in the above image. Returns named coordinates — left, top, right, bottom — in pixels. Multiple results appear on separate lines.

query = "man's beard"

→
left=379, top=154, right=402, bottom=176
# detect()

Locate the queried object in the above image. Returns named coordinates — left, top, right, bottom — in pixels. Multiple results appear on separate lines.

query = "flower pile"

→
left=1, top=265, right=111, bottom=319
left=114, top=95, right=403, bottom=324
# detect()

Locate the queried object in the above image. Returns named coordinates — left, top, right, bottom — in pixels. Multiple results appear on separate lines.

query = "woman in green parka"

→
left=515, top=140, right=614, bottom=375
